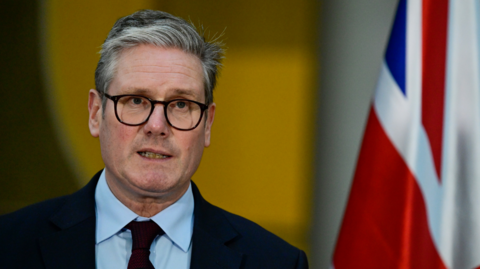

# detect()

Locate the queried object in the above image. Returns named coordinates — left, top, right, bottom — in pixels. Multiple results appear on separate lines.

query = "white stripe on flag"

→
left=373, top=61, right=444, bottom=254
left=440, top=0, right=480, bottom=268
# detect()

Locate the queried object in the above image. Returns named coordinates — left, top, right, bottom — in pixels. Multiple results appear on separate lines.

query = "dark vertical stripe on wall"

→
left=0, top=1, right=77, bottom=214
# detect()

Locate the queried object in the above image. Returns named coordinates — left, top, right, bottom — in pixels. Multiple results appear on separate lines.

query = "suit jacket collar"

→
left=190, top=182, right=244, bottom=269
left=38, top=170, right=100, bottom=269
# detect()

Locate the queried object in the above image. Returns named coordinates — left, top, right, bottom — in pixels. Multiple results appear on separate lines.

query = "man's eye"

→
left=176, top=101, right=187, bottom=109
left=132, top=98, right=143, bottom=105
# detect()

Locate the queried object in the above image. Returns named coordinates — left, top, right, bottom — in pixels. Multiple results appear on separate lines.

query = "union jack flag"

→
left=333, top=0, right=480, bottom=268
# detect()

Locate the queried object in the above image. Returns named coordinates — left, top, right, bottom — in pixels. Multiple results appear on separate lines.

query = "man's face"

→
left=88, top=44, right=215, bottom=201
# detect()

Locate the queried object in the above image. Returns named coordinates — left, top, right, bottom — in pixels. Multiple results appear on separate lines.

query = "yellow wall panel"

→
left=194, top=47, right=315, bottom=249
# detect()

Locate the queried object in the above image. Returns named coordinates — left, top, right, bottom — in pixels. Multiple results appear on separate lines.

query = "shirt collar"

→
left=95, top=169, right=194, bottom=252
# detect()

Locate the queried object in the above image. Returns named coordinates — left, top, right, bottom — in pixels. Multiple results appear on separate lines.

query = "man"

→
left=0, top=10, right=308, bottom=269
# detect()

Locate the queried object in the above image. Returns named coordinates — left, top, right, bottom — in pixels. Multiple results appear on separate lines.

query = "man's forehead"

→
left=115, top=45, right=202, bottom=76
left=110, top=45, right=204, bottom=92
left=118, top=44, right=201, bottom=66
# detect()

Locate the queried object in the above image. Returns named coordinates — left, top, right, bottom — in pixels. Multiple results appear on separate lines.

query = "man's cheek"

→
left=118, top=125, right=134, bottom=142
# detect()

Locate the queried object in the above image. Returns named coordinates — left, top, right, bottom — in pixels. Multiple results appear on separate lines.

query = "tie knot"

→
left=126, top=220, right=164, bottom=250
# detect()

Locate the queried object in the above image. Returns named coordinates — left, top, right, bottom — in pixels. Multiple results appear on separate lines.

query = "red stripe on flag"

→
left=421, top=0, right=449, bottom=182
left=333, top=108, right=446, bottom=269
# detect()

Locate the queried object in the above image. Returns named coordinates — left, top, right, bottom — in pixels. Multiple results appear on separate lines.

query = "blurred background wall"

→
left=0, top=0, right=399, bottom=267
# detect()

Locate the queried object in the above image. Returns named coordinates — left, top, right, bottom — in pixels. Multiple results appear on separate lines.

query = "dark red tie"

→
left=126, top=220, right=164, bottom=269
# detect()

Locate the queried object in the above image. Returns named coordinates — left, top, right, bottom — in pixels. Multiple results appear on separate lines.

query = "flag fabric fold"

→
left=332, top=0, right=480, bottom=268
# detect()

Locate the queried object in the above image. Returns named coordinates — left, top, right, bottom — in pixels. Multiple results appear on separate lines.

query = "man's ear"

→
left=204, top=103, right=216, bottom=147
left=88, top=89, right=103, bottom=138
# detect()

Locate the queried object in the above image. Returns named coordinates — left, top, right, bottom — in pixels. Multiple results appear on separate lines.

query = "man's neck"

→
left=104, top=173, right=189, bottom=217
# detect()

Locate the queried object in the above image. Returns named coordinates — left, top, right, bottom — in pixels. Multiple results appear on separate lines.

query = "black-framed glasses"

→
left=103, top=93, right=208, bottom=131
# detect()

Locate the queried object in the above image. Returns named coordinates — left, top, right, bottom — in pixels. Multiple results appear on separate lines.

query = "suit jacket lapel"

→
left=190, top=182, right=243, bottom=269
left=38, top=171, right=101, bottom=269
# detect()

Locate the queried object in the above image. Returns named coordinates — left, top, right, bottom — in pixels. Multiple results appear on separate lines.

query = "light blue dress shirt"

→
left=95, top=170, right=194, bottom=269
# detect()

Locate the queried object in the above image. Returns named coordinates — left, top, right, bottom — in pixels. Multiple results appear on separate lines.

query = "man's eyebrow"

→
left=171, top=89, right=197, bottom=98
left=123, top=88, right=199, bottom=99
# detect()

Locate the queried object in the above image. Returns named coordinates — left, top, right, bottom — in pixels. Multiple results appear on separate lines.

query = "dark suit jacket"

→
left=0, top=171, right=308, bottom=268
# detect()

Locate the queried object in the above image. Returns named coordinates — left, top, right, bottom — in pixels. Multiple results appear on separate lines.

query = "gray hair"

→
left=95, top=10, right=224, bottom=107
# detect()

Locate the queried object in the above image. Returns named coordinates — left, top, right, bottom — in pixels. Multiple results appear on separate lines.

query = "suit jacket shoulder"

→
left=190, top=182, right=308, bottom=269
left=0, top=195, right=68, bottom=265
left=0, top=171, right=100, bottom=269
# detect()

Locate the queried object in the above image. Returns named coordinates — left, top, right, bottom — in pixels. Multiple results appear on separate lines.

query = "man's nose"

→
left=143, top=105, right=170, bottom=136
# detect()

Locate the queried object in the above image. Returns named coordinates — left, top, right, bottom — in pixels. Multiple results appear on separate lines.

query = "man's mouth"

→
left=138, top=151, right=170, bottom=159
